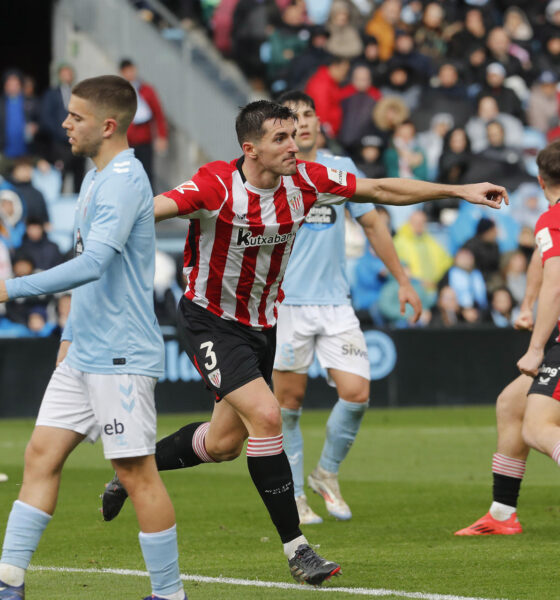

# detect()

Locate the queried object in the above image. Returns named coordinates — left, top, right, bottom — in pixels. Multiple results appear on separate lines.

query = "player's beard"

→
left=72, top=136, right=103, bottom=159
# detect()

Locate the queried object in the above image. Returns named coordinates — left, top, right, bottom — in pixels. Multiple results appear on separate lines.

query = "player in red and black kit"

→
left=456, top=141, right=560, bottom=536
left=102, top=100, right=507, bottom=585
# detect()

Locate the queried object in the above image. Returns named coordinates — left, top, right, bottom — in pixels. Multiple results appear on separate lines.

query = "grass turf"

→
left=0, top=406, right=558, bottom=599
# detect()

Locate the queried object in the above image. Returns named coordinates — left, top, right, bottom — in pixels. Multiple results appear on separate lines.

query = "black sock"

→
left=247, top=451, right=302, bottom=544
left=155, top=421, right=206, bottom=471
left=493, top=473, right=522, bottom=508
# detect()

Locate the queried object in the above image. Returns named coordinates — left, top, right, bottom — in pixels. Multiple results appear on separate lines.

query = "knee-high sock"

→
left=247, top=435, right=302, bottom=544
left=138, top=524, right=184, bottom=598
left=319, top=398, right=368, bottom=474
left=155, top=421, right=215, bottom=470
left=281, top=408, right=304, bottom=497
left=0, top=500, right=51, bottom=573
left=489, top=453, right=525, bottom=520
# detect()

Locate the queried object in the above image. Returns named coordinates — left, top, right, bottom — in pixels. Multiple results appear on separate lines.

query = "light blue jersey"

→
left=66, top=149, right=163, bottom=376
left=6, top=149, right=164, bottom=377
left=281, top=151, right=374, bottom=305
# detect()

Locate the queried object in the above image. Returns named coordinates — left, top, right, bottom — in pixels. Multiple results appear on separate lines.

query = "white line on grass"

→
left=29, top=565, right=513, bottom=600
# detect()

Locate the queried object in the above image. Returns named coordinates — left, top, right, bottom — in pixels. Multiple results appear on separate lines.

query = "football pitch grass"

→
left=0, top=406, right=558, bottom=600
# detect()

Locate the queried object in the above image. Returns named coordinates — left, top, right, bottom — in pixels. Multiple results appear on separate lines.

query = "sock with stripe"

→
left=138, top=524, right=184, bottom=599
left=319, top=398, right=368, bottom=474
left=246, top=435, right=303, bottom=546
left=552, top=440, right=560, bottom=466
left=490, top=453, right=526, bottom=520
left=0, top=500, right=52, bottom=586
left=155, top=422, right=215, bottom=470
left=281, top=408, right=305, bottom=497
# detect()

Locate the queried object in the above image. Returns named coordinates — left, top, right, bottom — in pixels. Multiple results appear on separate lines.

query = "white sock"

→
left=283, top=534, right=308, bottom=559
left=489, top=501, right=516, bottom=521
left=0, top=563, right=25, bottom=587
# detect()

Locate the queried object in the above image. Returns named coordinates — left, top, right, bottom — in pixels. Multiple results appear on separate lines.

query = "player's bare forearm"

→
left=352, top=178, right=508, bottom=209
left=154, top=194, right=179, bottom=222
left=527, top=257, right=560, bottom=351
left=0, top=280, right=7, bottom=303
left=522, top=248, right=543, bottom=312
left=358, top=210, right=422, bottom=321
left=358, top=210, right=407, bottom=285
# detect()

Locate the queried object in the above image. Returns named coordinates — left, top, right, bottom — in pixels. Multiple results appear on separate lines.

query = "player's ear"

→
left=102, top=118, right=118, bottom=138
left=242, top=140, right=258, bottom=159
left=537, top=174, right=545, bottom=191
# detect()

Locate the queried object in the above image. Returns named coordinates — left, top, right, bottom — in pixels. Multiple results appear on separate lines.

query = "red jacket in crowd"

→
left=304, top=65, right=344, bottom=138
left=126, top=81, right=168, bottom=147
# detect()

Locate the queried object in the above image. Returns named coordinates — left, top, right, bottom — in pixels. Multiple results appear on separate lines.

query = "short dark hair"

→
left=537, top=140, right=560, bottom=186
left=276, top=90, right=316, bottom=111
left=119, top=58, right=135, bottom=71
left=72, top=75, right=137, bottom=134
left=235, top=100, right=295, bottom=146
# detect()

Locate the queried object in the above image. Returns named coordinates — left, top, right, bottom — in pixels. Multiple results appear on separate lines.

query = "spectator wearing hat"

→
left=477, top=62, right=526, bottom=123
left=119, top=58, right=168, bottom=186
left=354, top=134, right=386, bottom=178
left=380, top=62, right=421, bottom=110
left=527, top=71, right=559, bottom=134
left=287, top=25, right=331, bottom=89
left=0, top=70, right=38, bottom=161
left=463, top=217, right=501, bottom=283
left=40, top=63, right=85, bottom=193
left=540, top=0, right=560, bottom=43
left=338, top=63, right=382, bottom=151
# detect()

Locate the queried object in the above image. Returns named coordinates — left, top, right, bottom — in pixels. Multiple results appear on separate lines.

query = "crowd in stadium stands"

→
left=2, top=0, right=560, bottom=335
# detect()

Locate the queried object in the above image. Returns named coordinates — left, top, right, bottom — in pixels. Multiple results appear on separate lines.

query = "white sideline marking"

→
left=29, top=565, right=513, bottom=600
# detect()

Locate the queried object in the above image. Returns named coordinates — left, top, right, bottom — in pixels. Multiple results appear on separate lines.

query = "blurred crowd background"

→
left=1, top=0, right=559, bottom=337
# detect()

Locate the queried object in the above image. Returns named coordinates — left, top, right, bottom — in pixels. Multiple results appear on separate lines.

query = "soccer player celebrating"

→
left=0, top=76, right=186, bottom=600
left=103, top=100, right=506, bottom=585
left=273, top=91, right=422, bottom=524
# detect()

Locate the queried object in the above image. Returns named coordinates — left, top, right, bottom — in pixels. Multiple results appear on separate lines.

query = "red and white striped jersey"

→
left=163, top=158, right=357, bottom=328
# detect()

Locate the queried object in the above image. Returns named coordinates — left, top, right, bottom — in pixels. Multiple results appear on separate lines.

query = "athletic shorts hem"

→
left=219, top=373, right=263, bottom=400
left=104, top=447, right=156, bottom=460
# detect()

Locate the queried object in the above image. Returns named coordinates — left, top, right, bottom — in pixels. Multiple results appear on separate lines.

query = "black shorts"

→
left=177, top=296, right=277, bottom=400
left=528, top=344, right=560, bottom=401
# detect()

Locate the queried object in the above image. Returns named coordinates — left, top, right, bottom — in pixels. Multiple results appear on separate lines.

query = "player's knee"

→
left=207, top=437, right=244, bottom=462
left=24, top=438, right=62, bottom=475
left=251, top=404, right=282, bottom=436
left=340, top=384, right=370, bottom=405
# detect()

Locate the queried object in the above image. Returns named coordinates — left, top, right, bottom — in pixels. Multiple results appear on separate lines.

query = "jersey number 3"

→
left=200, top=341, right=217, bottom=370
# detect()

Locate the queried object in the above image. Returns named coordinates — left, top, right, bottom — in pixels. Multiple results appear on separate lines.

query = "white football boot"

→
left=308, top=465, right=352, bottom=520
left=295, top=494, right=323, bottom=525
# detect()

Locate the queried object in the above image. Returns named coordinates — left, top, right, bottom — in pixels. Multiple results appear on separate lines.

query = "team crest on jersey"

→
left=287, top=190, right=303, bottom=212
left=208, top=368, right=221, bottom=388
left=175, top=180, right=199, bottom=194
left=536, top=227, right=553, bottom=256
left=326, top=167, right=347, bottom=186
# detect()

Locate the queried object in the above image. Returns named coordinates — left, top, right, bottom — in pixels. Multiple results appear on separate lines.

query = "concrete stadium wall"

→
left=0, top=327, right=531, bottom=418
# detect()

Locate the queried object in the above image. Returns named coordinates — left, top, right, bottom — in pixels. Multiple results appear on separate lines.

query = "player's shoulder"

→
left=536, top=204, right=559, bottom=232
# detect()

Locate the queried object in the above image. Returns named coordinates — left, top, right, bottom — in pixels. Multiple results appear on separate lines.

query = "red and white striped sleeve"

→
left=162, top=162, right=230, bottom=219
left=535, top=206, right=560, bottom=264
left=298, top=160, right=356, bottom=206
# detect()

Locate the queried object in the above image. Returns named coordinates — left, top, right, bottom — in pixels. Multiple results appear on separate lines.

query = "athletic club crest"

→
left=287, top=191, right=303, bottom=212
left=208, top=368, right=221, bottom=388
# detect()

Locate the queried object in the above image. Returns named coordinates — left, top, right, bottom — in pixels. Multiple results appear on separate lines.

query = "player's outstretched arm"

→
left=357, top=210, right=422, bottom=322
left=514, top=248, right=542, bottom=331
left=352, top=178, right=508, bottom=209
left=154, top=194, right=179, bottom=222
left=0, top=241, right=116, bottom=304
left=517, top=256, right=560, bottom=377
